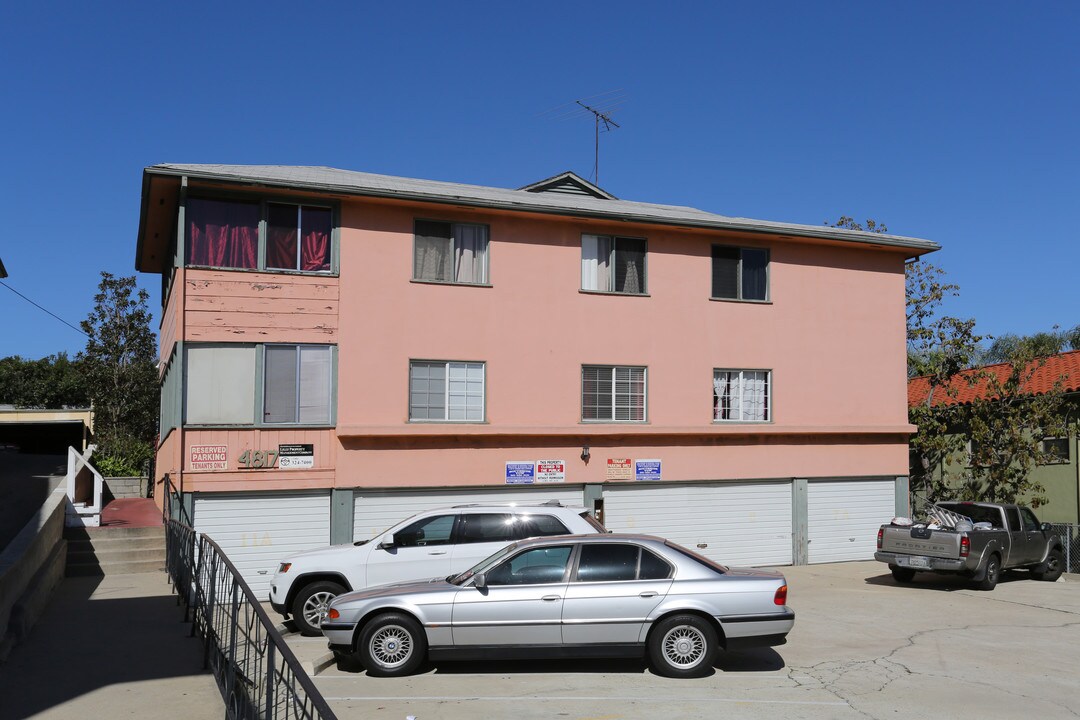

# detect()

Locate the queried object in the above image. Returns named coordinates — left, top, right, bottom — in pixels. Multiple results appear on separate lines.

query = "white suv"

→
left=270, top=501, right=606, bottom=634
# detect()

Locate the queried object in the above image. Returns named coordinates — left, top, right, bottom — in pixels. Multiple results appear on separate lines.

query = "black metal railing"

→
left=163, top=479, right=337, bottom=720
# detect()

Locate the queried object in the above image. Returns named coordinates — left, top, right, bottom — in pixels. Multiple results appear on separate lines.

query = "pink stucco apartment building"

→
left=135, top=165, right=938, bottom=594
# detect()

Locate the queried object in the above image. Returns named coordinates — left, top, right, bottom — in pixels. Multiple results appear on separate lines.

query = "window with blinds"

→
left=183, top=344, right=334, bottom=426
left=711, top=245, right=769, bottom=301
left=582, top=365, right=647, bottom=422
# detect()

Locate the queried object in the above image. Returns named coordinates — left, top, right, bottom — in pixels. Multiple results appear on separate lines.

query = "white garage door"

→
left=603, top=482, right=793, bottom=567
left=353, top=486, right=585, bottom=542
left=808, top=479, right=896, bottom=564
left=193, top=492, right=332, bottom=597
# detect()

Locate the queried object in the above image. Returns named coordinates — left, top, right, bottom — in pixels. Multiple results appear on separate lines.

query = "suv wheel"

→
left=291, top=580, right=346, bottom=636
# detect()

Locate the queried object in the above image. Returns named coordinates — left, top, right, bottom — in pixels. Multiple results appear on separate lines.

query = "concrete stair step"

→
left=66, top=559, right=164, bottom=576
left=66, top=537, right=166, bottom=553
left=65, top=526, right=164, bottom=541
left=67, top=547, right=166, bottom=564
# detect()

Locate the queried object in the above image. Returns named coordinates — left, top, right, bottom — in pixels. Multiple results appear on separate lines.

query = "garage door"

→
left=603, top=482, right=793, bottom=567
left=353, top=486, right=585, bottom=542
left=808, top=479, right=896, bottom=564
left=193, top=492, right=332, bottom=597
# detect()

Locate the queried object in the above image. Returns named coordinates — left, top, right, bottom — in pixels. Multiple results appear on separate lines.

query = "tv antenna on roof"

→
left=540, top=90, right=625, bottom=185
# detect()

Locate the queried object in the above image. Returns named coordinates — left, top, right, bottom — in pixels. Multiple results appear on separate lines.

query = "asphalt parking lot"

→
left=281, top=561, right=1080, bottom=720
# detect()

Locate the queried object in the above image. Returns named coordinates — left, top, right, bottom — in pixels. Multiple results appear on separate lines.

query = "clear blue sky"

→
left=1, top=1, right=1076, bottom=360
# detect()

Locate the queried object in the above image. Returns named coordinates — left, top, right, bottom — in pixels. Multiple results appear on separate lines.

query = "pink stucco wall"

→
left=331, top=199, right=911, bottom=487
left=166, top=193, right=912, bottom=493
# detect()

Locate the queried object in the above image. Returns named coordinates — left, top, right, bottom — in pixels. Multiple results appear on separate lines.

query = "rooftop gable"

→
left=518, top=171, right=617, bottom=200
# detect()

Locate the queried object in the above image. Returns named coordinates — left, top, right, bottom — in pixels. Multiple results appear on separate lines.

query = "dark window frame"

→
left=711, top=244, right=770, bottom=302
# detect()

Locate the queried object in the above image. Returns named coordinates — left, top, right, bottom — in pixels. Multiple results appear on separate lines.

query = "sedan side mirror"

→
left=1041, top=522, right=1053, bottom=532
left=473, top=573, right=486, bottom=590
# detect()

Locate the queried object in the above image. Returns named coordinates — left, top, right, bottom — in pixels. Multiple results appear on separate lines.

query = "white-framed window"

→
left=581, top=235, right=647, bottom=294
left=582, top=365, right=646, bottom=422
left=712, top=245, right=769, bottom=301
left=1040, top=437, right=1071, bottom=464
left=185, top=197, right=334, bottom=273
left=413, top=220, right=489, bottom=284
left=183, top=343, right=335, bottom=426
left=409, top=361, right=485, bottom=421
left=713, top=369, right=770, bottom=422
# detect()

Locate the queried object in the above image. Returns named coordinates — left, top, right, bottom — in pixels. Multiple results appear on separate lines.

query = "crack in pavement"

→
left=785, top=619, right=1080, bottom=719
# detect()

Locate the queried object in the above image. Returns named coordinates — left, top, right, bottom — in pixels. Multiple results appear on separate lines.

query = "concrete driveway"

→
left=283, top=561, right=1080, bottom=720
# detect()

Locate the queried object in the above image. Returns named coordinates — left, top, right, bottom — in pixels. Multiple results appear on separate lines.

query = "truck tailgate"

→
left=880, top=526, right=961, bottom=559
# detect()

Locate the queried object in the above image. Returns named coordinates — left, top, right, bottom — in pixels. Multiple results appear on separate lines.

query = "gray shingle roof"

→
left=146, top=164, right=939, bottom=253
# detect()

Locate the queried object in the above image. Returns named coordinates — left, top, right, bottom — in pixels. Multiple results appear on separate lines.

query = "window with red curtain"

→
left=267, top=204, right=332, bottom=272
left=186, top=198, right=259, bottom=269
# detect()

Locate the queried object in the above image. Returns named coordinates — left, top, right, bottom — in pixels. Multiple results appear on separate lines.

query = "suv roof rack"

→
left=450, top=500, right=565, bottom=509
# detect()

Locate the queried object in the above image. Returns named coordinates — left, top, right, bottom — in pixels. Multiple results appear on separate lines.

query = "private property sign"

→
left=535, top=459, right=566, bottom=483
left=189, top=445, right=227, bottom=470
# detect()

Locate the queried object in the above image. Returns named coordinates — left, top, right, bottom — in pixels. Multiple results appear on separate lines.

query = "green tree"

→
left=954, top=346, right=1068, bottom=508
left=0, top=353, right=88, bottom=408
left=77, top=273, right=159, bottom=476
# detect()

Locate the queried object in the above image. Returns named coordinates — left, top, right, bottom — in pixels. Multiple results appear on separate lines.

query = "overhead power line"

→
left=0, top=280, right=89, bottom=339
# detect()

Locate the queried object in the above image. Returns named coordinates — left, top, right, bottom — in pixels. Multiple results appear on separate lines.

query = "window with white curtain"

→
left=582, top=365, right=647, bottom=422
left=581, top=235, right=647, bottom=294
left=184, top=343, right=334, bottom=426
left=410, top=361, right=485, bottom=421
left=413, top=220, right=489, bottom=284
left=713, top=369, right=771, bottom=422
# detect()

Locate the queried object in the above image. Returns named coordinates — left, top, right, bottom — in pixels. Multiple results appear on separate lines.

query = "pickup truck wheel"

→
left=890, top=565, right=916, bottom=583
left=291, top=581, right=346, bottom=636
left=975, top=554, right=1000, bottom=591
left=1033, top=548, right=1064, bottom=582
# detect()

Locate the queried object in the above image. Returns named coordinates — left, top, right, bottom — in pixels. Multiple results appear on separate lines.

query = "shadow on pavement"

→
left=333, top=645, right=785, bottom=678
left=863, top=569, right=1030, bottom=592
left=0, top=574, right=218, bottom=720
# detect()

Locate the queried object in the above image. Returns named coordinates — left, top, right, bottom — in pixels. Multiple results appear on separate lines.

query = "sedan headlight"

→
left=277, top=562, right=292, bottom=574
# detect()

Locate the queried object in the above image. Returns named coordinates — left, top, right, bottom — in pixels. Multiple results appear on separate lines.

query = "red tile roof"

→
left=908, top=349, right=1080, bottom=408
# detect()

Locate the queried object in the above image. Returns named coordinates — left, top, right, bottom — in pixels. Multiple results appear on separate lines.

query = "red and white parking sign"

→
left=535, top=459, right=566, bottom=483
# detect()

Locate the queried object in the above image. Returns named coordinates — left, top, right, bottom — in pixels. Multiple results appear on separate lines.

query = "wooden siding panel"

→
left=183, top=269, right=339, bottom=344
left=178, top=428, right=338, bottom=493
left=159, top=270, right=181, bottom=368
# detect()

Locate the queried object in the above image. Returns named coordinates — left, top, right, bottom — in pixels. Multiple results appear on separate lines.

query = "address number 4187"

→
left=238, top=450, right=278, bottom=469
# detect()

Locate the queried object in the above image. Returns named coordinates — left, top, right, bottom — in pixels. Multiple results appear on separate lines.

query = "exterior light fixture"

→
left=581, top=445, right=590, bottom=462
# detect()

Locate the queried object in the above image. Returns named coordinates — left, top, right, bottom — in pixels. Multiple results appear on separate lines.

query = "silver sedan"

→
left=322, top=533, right=793, bottom=678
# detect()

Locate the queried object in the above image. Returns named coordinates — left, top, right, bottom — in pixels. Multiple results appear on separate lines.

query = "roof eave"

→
left=143, top=166, right=941, bottom=255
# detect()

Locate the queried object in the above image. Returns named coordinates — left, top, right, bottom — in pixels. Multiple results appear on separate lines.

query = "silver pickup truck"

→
left=875, top=501, right=1065, bottom=590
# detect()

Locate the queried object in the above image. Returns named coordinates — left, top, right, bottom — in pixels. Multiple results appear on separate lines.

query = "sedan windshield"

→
left=449, top=542, right=519, bottom=585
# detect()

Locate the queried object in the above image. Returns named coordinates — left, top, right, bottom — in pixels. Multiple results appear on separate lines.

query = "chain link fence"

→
left=1046, top=524, right=1080, bottom=574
